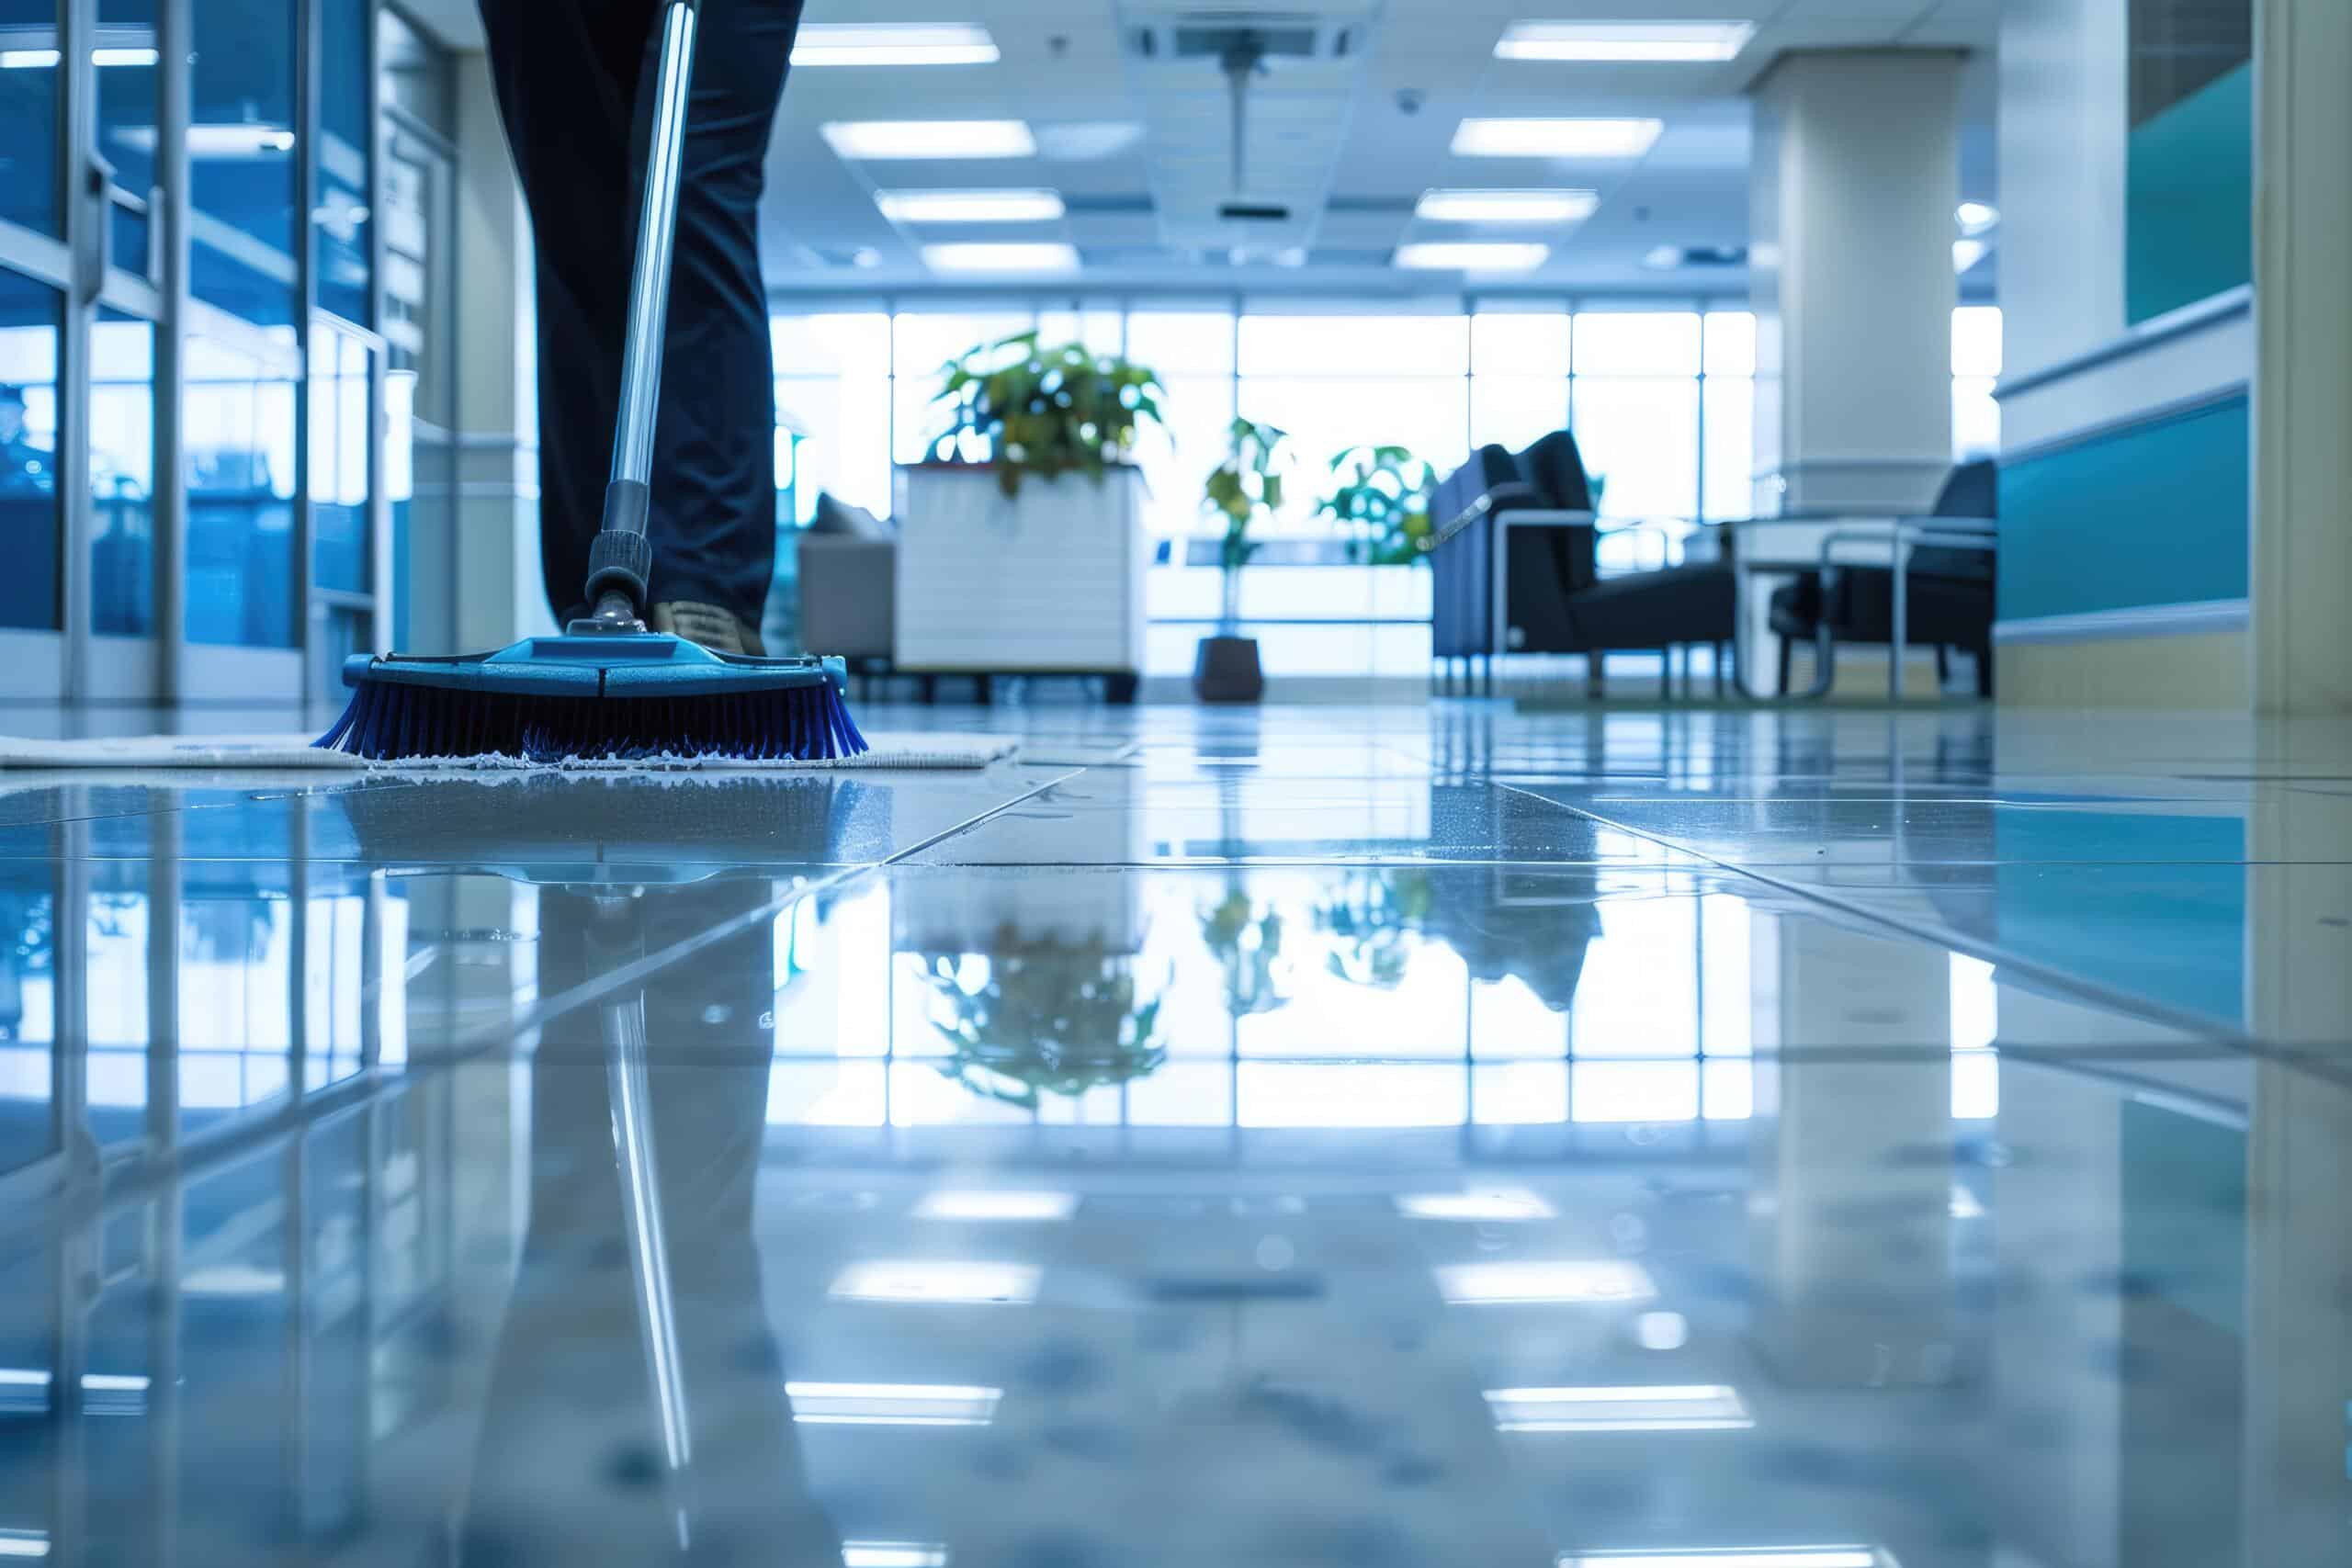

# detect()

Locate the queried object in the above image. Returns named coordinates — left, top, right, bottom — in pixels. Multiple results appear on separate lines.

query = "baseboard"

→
left=1994, top=598, right=2248, bottom=646
left=1998, top=627, right=2247, bottom=707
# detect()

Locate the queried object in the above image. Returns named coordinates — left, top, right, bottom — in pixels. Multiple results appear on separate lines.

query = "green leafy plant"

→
left=932, top=331, right=1166, bottom=499
left=1203, top=417, right=1290, bottom=631
left=1319, top=444, right=1440, bottom=566
left=1199, top=890, right=1292, bottom=1021
left=1315, top=869, right=1437, bottom=990
left=922, top=929, right=1167, bottom=1109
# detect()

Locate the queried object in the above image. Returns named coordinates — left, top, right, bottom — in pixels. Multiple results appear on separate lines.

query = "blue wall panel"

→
left=1998, top=395, right=2249, bottom=623
left=2127, top=63, right=2255, bottom=326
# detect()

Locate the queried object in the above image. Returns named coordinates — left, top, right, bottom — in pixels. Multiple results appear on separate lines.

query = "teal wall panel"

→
left=2127, top=63, right=2254, bottom=325
left=1998, top=396, right=2248, bottom=623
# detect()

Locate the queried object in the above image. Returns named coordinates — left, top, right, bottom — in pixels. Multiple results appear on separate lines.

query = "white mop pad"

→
left=0, top=730, right=1022, bottom=772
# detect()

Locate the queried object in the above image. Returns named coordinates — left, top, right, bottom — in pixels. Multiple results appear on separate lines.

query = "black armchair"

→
left=1767, top=459, right=1998, bottom=697
left=1429, top=430, right=1736, bottom=695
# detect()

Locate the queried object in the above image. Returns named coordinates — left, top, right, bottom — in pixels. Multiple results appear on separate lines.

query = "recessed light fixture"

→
left=842, top=1544, right=951, bottom=1568
left=877, top=189, right=1065, bottom=224
left=913, top=1189, right=1078, bottom=1222
left=829, top=1259, right=1041, bottom=1303
left=922, top=242, right=1080, bottom=274
left=1486, top=1383, right=1753, bottom=1433
left=820, top=120, right=1037, bottom=161
left=1397, top=1189, right=1555, bottom=1222
left=793, top=23, right=999, bottom=67
left=1437, top=1259, right=1658, bottom=1304
left=786, top=1381, right=1003, bottom=1427
left=0, top=1530, right=49, bottom=1561
left=1415, top=188, right=1600, bottom=224
left=1557, top=1551, right=1888, bottom=1568
left=1452, top=118, right=1664, bottom=159
left=1496, top=20, right=1757, bottom=62
left=1953, top=239, right=1989, bottom=274
left=1396, top=242, right=1551, bottom=271
left=1634, top=1310, right=1690, bottom=1349
left=1644, top=243, right=1685, bottom=269
left=1955, top=201, right=2000, bottom=234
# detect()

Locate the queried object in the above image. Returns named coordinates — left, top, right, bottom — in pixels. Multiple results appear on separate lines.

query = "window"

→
left=0, top=269, right=62, bottom=631
left=1951, top=305, right=2003, bottom=460
left=191, top=0, right=300, bottom=328
left=0, top=0, right=59, bottom=235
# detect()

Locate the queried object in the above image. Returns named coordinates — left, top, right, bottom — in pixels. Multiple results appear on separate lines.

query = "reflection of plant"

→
left=1200, top=890, right=1291, bottom=1019
left=923, top=927, right=1166, bottom=1108
left=1320, top=445, right=1439, bottom=566
left=932, top=331, right=1166, bottom=499
left=1204, top=417, right=1290, bottom=632
left=1314, top=870, right=1436, bottom=990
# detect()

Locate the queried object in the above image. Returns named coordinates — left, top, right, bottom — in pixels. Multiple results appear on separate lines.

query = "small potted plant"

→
left=930, top=330, right=1166, bottom=496
left=1196, top=416, right=1288, bottom=704
left=1319, top=444, right=1440, bottom=565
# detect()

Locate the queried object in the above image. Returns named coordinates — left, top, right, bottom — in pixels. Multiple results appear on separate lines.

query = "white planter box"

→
left=892, top=464, right=1148, bottom=674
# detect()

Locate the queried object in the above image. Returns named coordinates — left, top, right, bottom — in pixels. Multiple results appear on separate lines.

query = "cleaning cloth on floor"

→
left=0, top=730, right=1021, bottom=772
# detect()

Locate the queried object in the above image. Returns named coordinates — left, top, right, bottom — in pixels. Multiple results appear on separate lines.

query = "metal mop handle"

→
left=577, top=0, right=704, bottom=635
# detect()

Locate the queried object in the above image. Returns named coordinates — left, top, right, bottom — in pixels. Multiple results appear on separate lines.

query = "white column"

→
left=1996, top=0, right=2131, bottom=377
left=1749, top=51, right=1963, bottom=515
left=445, top=53, right=555, bottom=653
left=2250, top=0, right=2352, bottom=713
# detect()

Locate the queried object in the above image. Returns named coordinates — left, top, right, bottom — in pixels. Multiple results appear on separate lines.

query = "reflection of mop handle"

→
left=605, top=988, right=695, bottom=1551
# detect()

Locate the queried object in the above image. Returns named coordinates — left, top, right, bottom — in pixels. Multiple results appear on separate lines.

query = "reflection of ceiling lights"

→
left=914, top=1189, right=1077, bottom=1221
left=0, top=1530, right=51, bottom=1560
left=1415, top=189, right=1599, bottom=224
left=114, top=124, right=295, bottom=158
left=922, top=242, right=1080, bottom=274
left=1, top=46, right=160, bottom=68
left=820, top=120, right=1036, bottom=160
left=1396, top=242, right=1550, bottom=272
left=829, top=1260, right=1041, bottom=1303
left=1557, top=1551, right=1889, bottom=1568
left=1634, top=1310, right=1690, bottom=1349
left=1487, top=1383, right=1753, bottom=1432
left=877, top=189, right=1064, bottom=224
left=1437, top=1259, right=1657, bottom=1304
left=1953, top=240, right=1989, bottom=274
left=793, top=24, right=998, bottom=67
left=1453, top=118, right=1664, bottom=159
left=1396, top=1189, right=1555, bottom=1222
left=785, top=1382, right=1002, bottom=1427
left=1644, top=243, right=1684, bottom=269
left=1956, top=201, right=2000, bottom=235
left=842, top=1545, right=951, bottom=1568
left=1495, top=21, right=1756, bottom=62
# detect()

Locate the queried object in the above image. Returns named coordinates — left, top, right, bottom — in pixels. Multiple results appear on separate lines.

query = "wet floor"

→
left=0, top=702, right=2346, bottom=1566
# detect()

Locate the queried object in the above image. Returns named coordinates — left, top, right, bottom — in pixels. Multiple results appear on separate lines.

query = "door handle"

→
left=79, top=153, right=116, bottom=302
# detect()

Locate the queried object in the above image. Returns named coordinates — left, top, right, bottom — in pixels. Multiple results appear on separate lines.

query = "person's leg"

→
left=477, top=0, right=655, bottom=624
left=635, top=0, right=803, bottom=638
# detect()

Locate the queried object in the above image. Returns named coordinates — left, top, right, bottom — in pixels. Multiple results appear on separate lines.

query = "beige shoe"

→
left=650, top=601, right=765, bottom=656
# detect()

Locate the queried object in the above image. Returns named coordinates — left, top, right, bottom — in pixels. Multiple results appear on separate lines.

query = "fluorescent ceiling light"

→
left=922, top=242, right=1079, bottom=274
left=1453, top=118, right=1664, bottom=159
left=914, top=1189, right=1078, bottom=1222
left=786, top=1381, right=1002, bottom=1427
left=877, top=189, right=1065, bottom=225
left=0, top=1533, right=47, bottom=1561
left=1497, top=21, right=1756, bottom=62
left=1953, top=239, right=1989, bottom=274
left=94, top=47, right=160, bottom=66
left=1643, top=243, right=1685, bottom=269
left=1437, top=1259, right=1657, bottom=1305
left=1955, top=201, right=2000, bottom=235
left=1415, top=188, right=1599, bottom=224
left=1558, top=1552, right=1885, bottom=1568
left=1, top=47, right=160, bottom=69
left=794, top=24, right=997, bottom=67
left=1487, top=1384, right=1753, bottom=1433
left=820, top=120, right=1036, bottom=161
left=1396, top=242, right=1550, bottom=272
left=842, top=1545, right=950, bottom=1568
left=1396, top=1189, right=1555, bottom=1222
left=829, top=1260, right=1041, bottom=1303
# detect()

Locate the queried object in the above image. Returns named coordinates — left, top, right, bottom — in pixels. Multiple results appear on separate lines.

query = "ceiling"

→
left=410, top=0, right=2004, bottom=300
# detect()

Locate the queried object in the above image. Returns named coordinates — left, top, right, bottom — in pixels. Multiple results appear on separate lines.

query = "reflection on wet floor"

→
left=0, top=704, right=2346, bottom=1565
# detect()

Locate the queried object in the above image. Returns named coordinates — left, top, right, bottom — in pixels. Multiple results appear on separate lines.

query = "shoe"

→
left=650, top=601, right=765, bottom=656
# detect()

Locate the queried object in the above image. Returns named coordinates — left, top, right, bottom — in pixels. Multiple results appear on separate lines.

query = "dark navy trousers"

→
left=479, top=0, right=802, bottom=629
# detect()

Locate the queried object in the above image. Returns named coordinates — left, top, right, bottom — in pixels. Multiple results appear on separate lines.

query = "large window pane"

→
left=1470, top=374, right=1566, bottom=453
left=1952, top=305, right=2003, bottom=378
left=1471, top=310, right=1568, bottom=375
left=1126, top=309, right=1233, bottom=376
left=1572, top=310, right=1700, bottom=376
left=0, top=0, right=59, bottom=234
left=892, top=310, right=1032, bottom=463
left=1701, top=376, right=1753, bottom=522
left=92, top=310, right=155, bottom=635
left=192, top=0, right=300, bottom=327
left=310, top=324, right=370, bottom=592
left=1238, top=375, right=1467, bottom=529
left=1239, top=313, right=1466, bottom=378
left=186, top=329, right=298, bottom=647
left=1572, top=376, right=1699, bottom=522
left=97, top=0, right=162, bottom=276
left=315, top=0, right=372, bottom=325
left=1703, top=311, right=1756, bottom=376
left=772, top=312, right=891, bottom=518
left=0, top=269, right=62, bottom=631
left=1137, top=371, right=1233, bottom=541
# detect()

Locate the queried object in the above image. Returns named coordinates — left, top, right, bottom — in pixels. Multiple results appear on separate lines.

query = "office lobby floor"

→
left=0, top=698, right=2343, bottom=1566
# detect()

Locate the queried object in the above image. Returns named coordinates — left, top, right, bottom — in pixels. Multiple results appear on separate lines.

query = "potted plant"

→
left=1195, top=416, right=1289, bottom=703
left=895, top=332, right=1167, bottom=689
left=1319, top=444, right=1439, bottom=566
left=930, top=330, right=1165, bottom=496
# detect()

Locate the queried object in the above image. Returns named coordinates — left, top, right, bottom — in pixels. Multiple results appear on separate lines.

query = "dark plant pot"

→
left=1193, top=635, right=1264, bottom=704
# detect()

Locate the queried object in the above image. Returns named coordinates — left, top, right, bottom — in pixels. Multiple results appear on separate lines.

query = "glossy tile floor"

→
left=1, top=701, right=2346, bottom=1566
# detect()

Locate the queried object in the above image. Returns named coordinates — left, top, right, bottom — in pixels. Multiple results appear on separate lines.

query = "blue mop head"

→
left=313, top=634, right=868, bottom=762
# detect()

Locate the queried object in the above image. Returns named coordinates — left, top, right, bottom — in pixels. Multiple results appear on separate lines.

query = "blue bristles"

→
left=314, top=673, right=868, bottom=762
